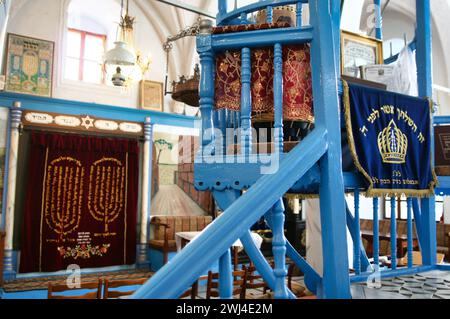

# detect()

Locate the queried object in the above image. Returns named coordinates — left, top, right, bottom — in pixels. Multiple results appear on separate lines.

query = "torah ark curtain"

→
left=20, top=132, right=139, bottom=273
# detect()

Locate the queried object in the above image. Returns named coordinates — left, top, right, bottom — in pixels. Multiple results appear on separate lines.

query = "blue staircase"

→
left=132, top=0, right=437, bottom=299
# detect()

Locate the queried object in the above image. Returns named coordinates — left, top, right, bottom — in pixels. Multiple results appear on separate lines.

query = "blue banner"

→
left=343, top=81, right=437, bottom=197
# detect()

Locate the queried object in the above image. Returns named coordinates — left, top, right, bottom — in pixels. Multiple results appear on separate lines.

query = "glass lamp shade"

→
left=104, top=41, right=136, bottom=86
left=104, top=41, right=136, bottom=66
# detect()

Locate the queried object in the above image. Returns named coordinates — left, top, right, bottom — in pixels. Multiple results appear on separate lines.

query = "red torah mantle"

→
left=20, top=132, right=139, bottom=273
left=213, top=23, right=314, bottom=123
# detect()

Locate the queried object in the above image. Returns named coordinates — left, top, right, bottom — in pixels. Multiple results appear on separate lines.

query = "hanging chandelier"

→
left=104, top=0, right=137, bottom=86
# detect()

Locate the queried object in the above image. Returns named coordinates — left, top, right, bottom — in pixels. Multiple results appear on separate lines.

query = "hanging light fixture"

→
left=104, top=0, right=136, bottom=86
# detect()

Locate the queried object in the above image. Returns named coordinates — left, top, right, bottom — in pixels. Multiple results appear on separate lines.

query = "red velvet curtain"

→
left=20, top=132, right=139, bottom=273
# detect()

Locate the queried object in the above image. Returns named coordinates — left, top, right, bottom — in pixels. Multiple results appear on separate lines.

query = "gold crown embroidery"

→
left=377, top=119, right=408, bottom=164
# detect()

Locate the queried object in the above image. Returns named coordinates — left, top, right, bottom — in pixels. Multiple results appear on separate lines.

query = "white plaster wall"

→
left=0, top=0, right=12, bottom=73
left=5, top=0, right=184, bottom=111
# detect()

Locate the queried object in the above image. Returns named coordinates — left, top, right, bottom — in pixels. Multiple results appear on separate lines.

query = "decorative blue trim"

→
left=3, top=250, right=18, bottom=281
left=0, top=92, right=196, bottom=128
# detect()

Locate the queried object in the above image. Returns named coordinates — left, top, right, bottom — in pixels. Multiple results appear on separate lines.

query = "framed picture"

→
left=4, top=33, right=54, bottom=97
left=341, top=30, right=383, bottom=78
left=140, top=80, right=163, bottom=112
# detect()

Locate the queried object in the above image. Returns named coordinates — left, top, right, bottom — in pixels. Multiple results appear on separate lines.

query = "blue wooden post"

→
left=271, top=199, right=288, bottom=299
left=416, top=0, right=437, bottom=266
left=218, top=0, right=227, bottom=20
left=219, top=249, right=233, bottom=299
left=374, top=0, right=383, bottom=40
left=373, top=198, right=380, bottom=269
left=197, top=31, right=215, bottom=156
left=407, top=198, right=413, bottom=268
left=213, top=190, right=240, bottom=299
left=309, top=0, right=351, bottom=299
left=390, top=197, right=397, bottom=270
left=240, top=47, right=252, bottom=157
left=273, top=43, right=284, bottom=154
left=296, top=2, right=303, bottom=27
left=353, top=189, right=361, bottom=275
left=331, top=0, right=341, bottom=77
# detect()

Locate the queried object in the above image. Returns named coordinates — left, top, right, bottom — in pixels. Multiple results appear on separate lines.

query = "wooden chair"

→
left=397, top=251, right=445, bottom=267
left=48, top=280, right=103, bottom=299
left=103, top=278, right=148, bottom=299
left=179, top=279, right=203, bottom=299
left=206, top=269, right=247, bottom=299
left=243, top=265, right=267, bottom=290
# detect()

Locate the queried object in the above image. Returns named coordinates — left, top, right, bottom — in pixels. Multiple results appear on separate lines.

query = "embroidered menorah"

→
left=44, top=157, right=84, bottom=242
left=88, top=157, right=126, bottom=236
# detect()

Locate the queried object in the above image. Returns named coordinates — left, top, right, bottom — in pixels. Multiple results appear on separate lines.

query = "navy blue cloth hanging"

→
left=343, top=81, right=437, bottom=197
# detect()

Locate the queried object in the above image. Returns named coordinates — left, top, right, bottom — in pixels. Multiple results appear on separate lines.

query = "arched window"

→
left=63, top=0, right=120, bottom=86
left=65, top=28, right=106, bottom=84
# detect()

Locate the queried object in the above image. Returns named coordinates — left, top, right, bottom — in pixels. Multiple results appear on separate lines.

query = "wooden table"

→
left=176, top=231, right=263, bottom=270
left=0, top=231, right=5, bottom=287
left=360, top=230, right=419, bottom=258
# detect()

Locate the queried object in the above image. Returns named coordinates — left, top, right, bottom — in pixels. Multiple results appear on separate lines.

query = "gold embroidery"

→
left=88, top=158, right=125, bottom=236
left=44, top=157, right=84, bottom=242
left=57, top=244, right=110, bottom=260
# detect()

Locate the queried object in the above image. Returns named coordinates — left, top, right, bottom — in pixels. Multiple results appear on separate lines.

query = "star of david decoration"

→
left=81, top=116, right=95, bottom=130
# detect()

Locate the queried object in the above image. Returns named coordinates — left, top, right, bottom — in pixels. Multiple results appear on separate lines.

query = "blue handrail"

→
left=217, top=0, right=308, bottom=26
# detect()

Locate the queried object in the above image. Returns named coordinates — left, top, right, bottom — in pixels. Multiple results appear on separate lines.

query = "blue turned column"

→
left=390, top=197, right=397, bottom=270
left=3, top=101, right=22, bottom=281
left=406, top=198, right=413, bottom=268
left=240, top=47, right=252, bottom=157
left=373, top=198, right=380, bottom=269
left=296, top=2, right=303, bottom=27
left=266, top=6, right=273, bottom=23
left=271, top=199, right=288, bottom=299
left=273, top=43, right=284, bottom=154
left=138, top=117, right=153, bottom=268
left=353, top=189, right=361, bottom=275
left=197, top=20, right=215, bottom=156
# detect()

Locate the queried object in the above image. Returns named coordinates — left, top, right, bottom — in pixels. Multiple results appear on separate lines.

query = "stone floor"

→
left=351, top=271, right=450, bottom=299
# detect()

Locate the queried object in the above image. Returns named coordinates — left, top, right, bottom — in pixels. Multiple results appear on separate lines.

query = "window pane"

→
left=83, top=61, right=103, bottom=84
left=67, top=30, right=82, bottom=58
left=84, top=35, right=105, bottom=61
left=64, top=57, right=80, bottom=81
